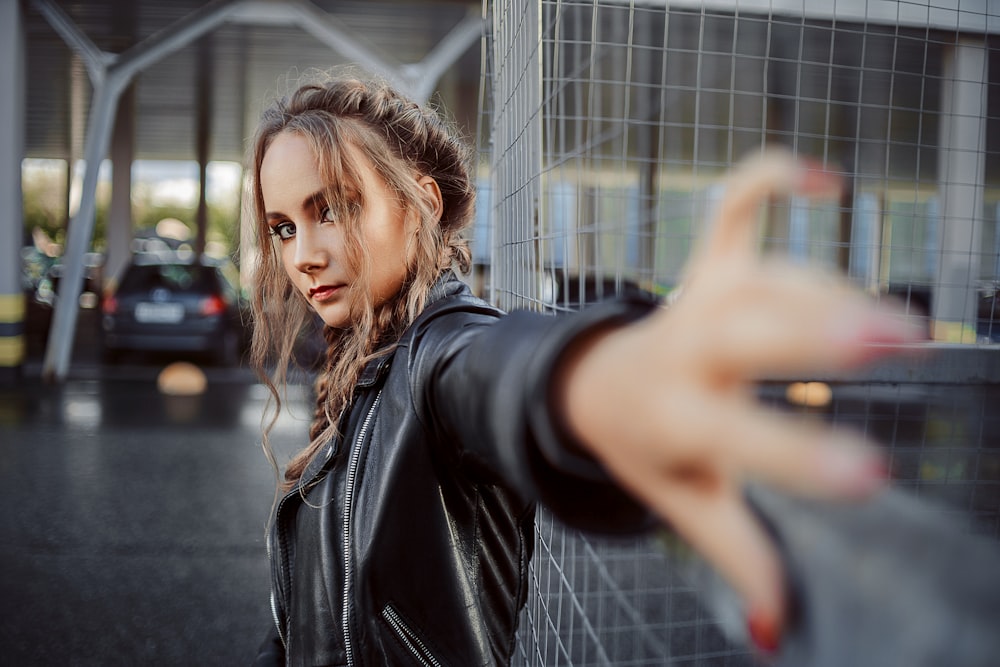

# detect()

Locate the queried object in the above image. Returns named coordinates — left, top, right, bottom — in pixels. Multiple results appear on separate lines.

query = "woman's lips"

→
left=308, top=285, right=343, bottom=303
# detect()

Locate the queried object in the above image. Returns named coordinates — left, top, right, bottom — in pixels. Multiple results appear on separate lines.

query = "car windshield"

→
left=119, top=264, right=217, bottom=294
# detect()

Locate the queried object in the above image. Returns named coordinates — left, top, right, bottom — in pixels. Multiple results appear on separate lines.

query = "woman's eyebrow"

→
left=301, top=190, right=327, bottom=212
left=264, top=189, right=327, bottom=221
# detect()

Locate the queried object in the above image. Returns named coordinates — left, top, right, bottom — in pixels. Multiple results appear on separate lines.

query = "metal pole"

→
left=933, top=38, right=987, bottom=343
left=195, top=37, right=212, bottom=258
left=106, top=84, right=135, bottom=286
left=42, top=79, right=125, bottom=381
left=105, top=0, right=138, bottom=287
left=0, top=0, right=26, bottom=382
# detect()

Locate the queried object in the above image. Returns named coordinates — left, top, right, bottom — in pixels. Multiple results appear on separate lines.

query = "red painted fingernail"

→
left=797, top=158, right=842, bottom=196
left=747, top=609, right=782, bottom=654
left=869, top=458, right=891, bottom=482
left=817, top=440, right=890, bottom=496
left=860, top=311, right=929, bottom=346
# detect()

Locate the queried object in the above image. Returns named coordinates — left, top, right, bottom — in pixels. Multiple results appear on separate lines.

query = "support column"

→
left=43, top=79, right=125, bottom=382
left=105, top=0, right=137, bottom=286
left=933, top=38, right=987, bottom=343
left=848, top=192, right=883, bottom=293
left=0, top=0, right=26, bottom=382
left=106, top=85, right=135, bottom=285
left=195, top=37, right=212, bottom=258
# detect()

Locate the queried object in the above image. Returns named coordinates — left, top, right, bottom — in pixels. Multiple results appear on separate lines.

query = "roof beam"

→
left=230, top=0, right=481, bottom=103
left=404, top=12, right=483, bottom=103
left=30, top=0, right=114, bottom=85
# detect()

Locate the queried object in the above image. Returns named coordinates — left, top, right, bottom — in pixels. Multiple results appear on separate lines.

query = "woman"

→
left=247, top=75, right=919, bottom=665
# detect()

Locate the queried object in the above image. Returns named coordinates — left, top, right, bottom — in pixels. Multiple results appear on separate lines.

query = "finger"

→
left=686, top=150, right=842, bottom=273
left=651, top=480, right=787, bottom=634
left=598, top=381, right=887, bottom=501
left=656, top=389, right=888, bottom=499
left=683, top=265, right=927, bottom=379
left=594, top=436, right=788, bottom=632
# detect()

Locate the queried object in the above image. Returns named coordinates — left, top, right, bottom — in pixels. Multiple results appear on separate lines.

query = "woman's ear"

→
left=417, top=175, right=444, bottom=222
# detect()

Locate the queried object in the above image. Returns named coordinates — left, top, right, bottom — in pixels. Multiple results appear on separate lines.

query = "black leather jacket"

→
left=255, top=274, right=655, bottom=667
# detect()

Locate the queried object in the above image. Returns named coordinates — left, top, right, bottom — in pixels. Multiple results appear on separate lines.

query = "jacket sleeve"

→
left=408, top=292, right=661, bottom=536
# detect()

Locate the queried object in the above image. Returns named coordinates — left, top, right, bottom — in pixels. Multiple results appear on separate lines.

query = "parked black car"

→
left=101, top=256, right=247, bottom=365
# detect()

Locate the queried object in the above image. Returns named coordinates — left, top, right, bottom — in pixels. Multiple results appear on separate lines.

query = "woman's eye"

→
left=270, top=222, right=296, bottom=240
left=319, top=206, right=335, bottom=223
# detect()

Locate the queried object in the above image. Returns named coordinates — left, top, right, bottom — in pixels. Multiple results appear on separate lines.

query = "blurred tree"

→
left=22, top=160, right=240, bottom=258
left=22, top=160, right=110, bottom=252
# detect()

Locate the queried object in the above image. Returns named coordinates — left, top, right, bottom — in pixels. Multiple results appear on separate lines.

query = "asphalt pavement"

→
left=0, top=356, right=313, bottom=665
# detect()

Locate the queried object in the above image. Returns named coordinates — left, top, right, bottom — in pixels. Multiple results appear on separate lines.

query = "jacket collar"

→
left=356, top=271, right=470, bottom=387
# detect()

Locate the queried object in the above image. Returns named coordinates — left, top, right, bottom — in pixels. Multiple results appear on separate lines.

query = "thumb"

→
left=685, top=150, right=841, bottom=276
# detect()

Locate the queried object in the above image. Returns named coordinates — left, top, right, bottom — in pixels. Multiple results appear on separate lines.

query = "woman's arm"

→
left=410, top=288, right=662, bottom=534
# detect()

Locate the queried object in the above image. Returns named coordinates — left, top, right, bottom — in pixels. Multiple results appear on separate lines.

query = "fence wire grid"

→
left=477, top=1, right=1000, bottom=665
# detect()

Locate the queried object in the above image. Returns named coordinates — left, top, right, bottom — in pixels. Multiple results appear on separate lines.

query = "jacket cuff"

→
left=521, top=292, right=662, bottom=535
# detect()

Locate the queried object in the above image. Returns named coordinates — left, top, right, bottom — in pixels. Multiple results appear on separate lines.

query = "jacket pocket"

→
left=380, top=603, right=445, bottom=667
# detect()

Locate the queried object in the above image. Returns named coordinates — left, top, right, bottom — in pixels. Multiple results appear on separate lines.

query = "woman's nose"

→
left=292, top=226, right=329, bottom=274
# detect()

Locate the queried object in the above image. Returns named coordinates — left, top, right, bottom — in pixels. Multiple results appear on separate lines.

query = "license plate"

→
left=135, top=302, right=184, bottom=324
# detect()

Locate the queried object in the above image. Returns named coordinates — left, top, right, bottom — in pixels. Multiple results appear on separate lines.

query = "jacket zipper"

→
left=269, top=589, right=283, bottom=648
left=381, top=604, right=444, bottom=667
left=267, top=490, right=295, bottom=651
left=343, top=390, right=382, bottom=667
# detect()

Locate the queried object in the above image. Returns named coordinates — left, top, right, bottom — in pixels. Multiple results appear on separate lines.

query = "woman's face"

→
left=259, top=131, right=417, bottom=329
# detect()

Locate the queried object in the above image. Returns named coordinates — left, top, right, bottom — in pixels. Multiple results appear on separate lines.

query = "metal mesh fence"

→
left=479, top=1, right=1000, bottom=664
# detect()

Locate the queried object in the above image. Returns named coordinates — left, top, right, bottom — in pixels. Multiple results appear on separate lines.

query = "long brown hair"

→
left=246, top=75, right=476, bottom=492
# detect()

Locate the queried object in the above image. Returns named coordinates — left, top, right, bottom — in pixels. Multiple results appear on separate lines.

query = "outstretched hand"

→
left=556, top=150, right=924, bottom=653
